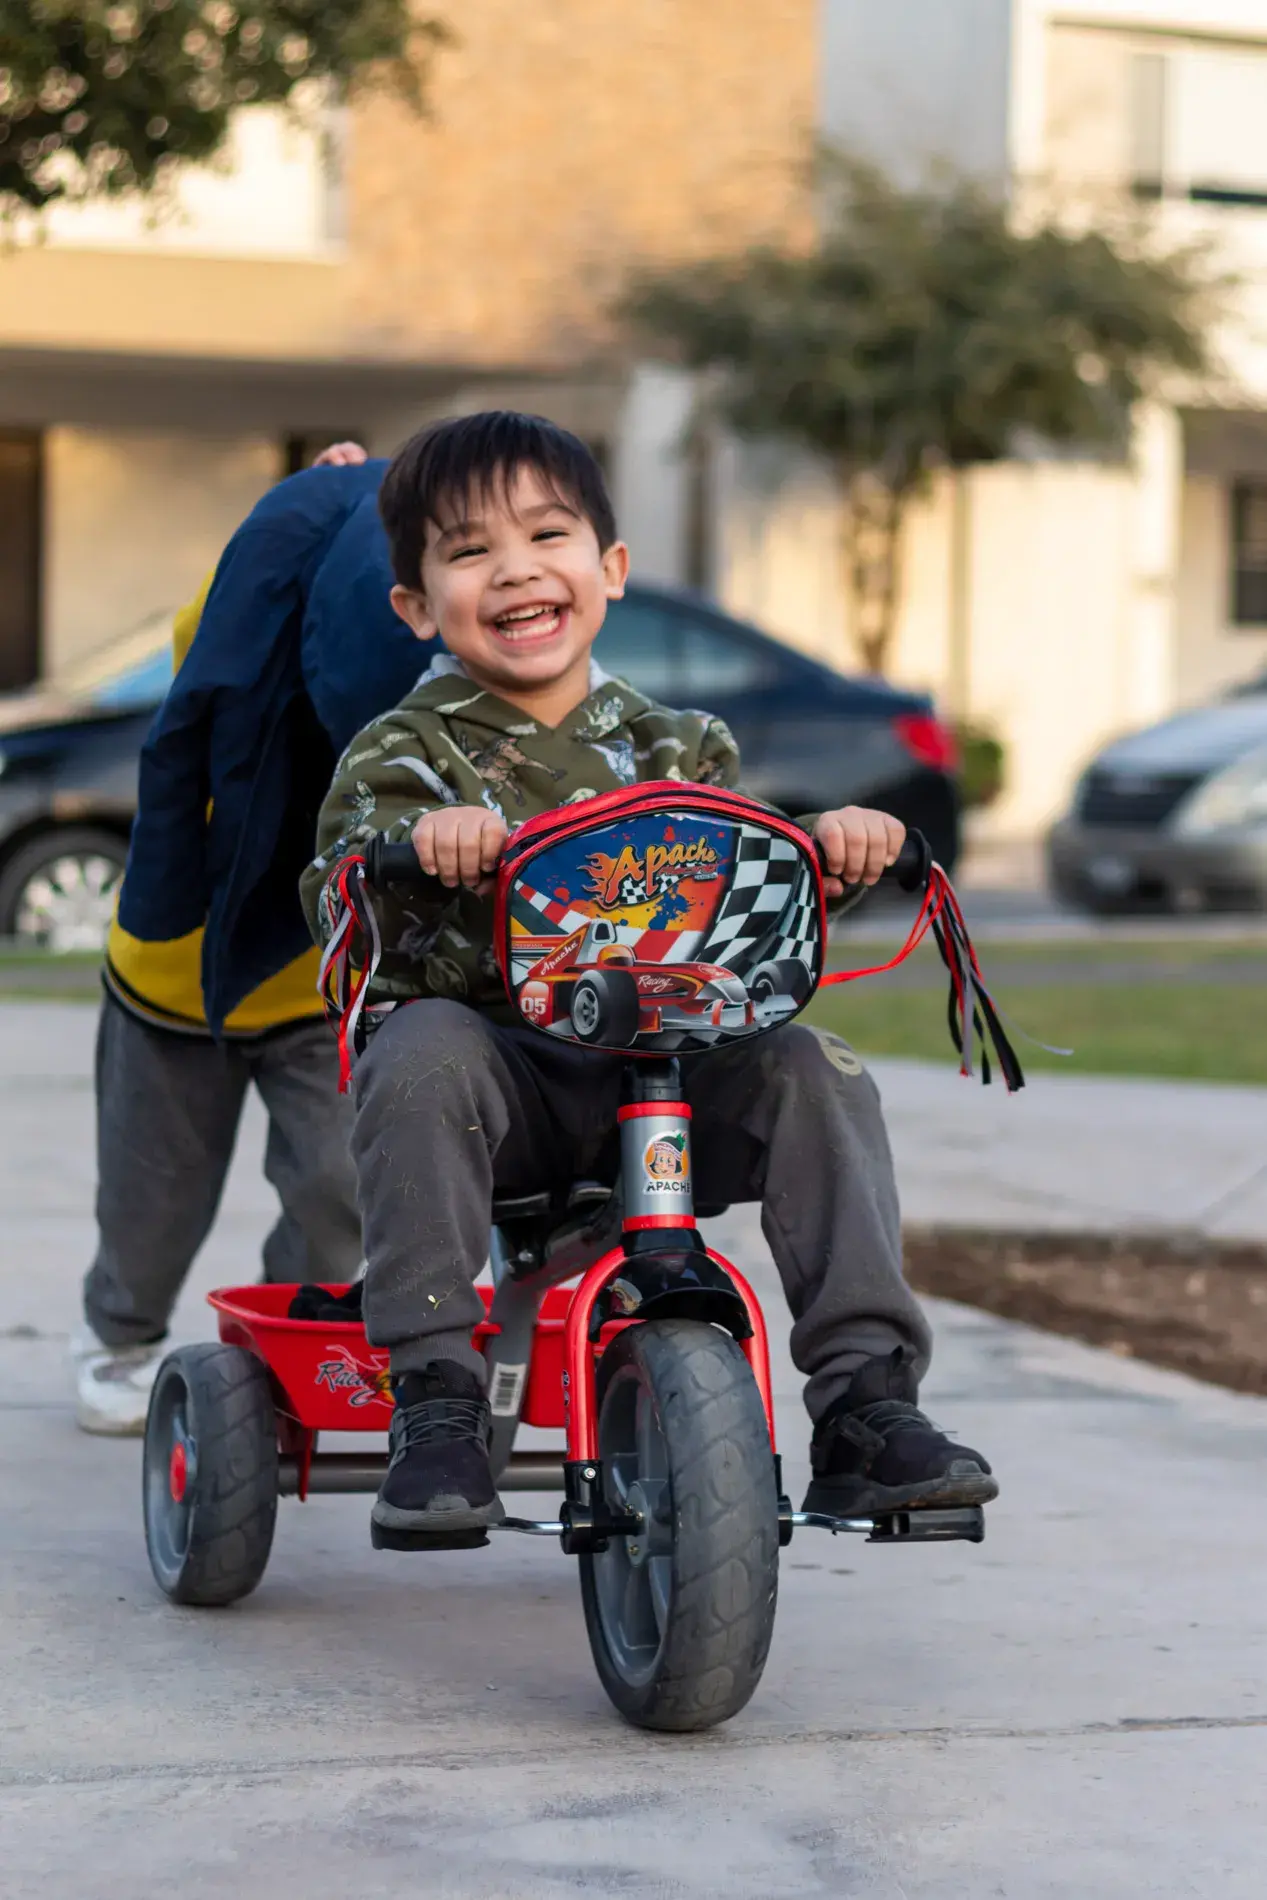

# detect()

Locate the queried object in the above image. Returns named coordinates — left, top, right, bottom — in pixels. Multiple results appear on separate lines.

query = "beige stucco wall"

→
left=42, top=429, right=279, bottom=674
left=713, top=435, right=1173, bottom=834
left=0, top=249, right=349, bottom=362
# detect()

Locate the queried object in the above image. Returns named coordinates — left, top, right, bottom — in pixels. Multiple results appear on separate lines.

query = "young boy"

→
left=300, top=411, right=996, bottom=1542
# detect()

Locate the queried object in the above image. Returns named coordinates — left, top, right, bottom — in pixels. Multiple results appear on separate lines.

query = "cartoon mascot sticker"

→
left=644, top=1130, right=690, bottom=1186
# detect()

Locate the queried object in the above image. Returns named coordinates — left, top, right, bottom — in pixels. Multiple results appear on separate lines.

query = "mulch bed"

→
left=903, top=1227, right=1267, bottom=1396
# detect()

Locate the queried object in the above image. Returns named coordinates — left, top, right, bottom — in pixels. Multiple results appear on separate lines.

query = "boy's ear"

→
left=602, top=541, right=630, bottom=600
left=390, top=584, right=438, bottom=644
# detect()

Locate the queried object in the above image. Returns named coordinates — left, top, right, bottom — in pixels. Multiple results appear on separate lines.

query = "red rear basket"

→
left=208, top=1283, right=624, bottom=1433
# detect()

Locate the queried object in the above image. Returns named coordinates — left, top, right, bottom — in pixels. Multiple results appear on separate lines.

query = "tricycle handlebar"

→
left=361, top=835, right=452, bottom=900
left=363, top=825, right=933, bottom=898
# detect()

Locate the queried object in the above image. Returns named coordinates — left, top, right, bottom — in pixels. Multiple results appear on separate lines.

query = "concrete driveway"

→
left=2, top=1002, right=1265, bottom=1898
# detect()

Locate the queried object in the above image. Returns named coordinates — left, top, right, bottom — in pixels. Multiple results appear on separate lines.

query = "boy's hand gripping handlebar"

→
left=816, top=828, right=932, bottom=897
left=363, top=835, right=454, bottom=896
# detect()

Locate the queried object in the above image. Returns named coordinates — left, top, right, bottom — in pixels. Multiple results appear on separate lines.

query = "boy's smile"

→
left=390, top=466, right=629, bottom=726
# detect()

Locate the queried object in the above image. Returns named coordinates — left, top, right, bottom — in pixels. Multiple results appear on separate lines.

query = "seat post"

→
left=617, top=1058, right=695, bottom=1243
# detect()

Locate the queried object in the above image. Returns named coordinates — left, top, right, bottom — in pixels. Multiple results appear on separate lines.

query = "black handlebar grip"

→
left=885, top=828, right=932, bottom=893
left=813, top=826, right=931, bottom=895
left=362, top=835, right=452, bottom=901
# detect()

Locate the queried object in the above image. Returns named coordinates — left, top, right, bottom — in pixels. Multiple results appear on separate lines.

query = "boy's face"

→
left=390, top=464, right=629, bottom=706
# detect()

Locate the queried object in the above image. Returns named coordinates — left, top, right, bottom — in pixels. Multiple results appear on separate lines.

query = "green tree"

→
left=0, top=0, right=445, bottom=215
left=620, top=155, right=1223, bottom=676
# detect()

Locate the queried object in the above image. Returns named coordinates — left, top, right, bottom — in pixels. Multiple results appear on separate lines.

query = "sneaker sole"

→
left=371, top=1522, right=494, bottom=1552
left=371, top=1494, right=505, bottom=1537
left=801, top=1467, right=999, bottom=1517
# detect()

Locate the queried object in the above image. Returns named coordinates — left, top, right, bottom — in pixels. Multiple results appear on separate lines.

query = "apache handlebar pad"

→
left=364, top=826, right=932, bottom=898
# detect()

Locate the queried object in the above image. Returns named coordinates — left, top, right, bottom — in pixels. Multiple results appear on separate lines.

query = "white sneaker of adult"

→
left=70, top=1328, right=165, bottom=1436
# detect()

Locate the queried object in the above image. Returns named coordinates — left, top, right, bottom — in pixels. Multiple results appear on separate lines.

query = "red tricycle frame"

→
left=210, top=1237, right=774, bottom=1492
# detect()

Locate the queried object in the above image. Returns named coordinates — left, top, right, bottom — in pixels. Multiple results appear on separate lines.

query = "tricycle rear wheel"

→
left=143, top=1343, right=279, bottom=1606
left=579, top=1317, right=779, bottom=1731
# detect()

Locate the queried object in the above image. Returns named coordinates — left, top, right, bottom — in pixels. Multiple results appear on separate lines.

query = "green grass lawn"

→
left=0, top=940, right=1263, bottom=1084
left=806, top=980, right=1267, bottom=1085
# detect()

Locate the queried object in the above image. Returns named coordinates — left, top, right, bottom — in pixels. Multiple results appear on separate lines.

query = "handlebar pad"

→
left=814, top=827, right=931, bottom=895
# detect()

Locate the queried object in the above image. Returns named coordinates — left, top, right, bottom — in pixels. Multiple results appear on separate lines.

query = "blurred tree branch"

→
left=0, top=0, right=447, bottom=215
left=620, top=152, right=1227, bottom=675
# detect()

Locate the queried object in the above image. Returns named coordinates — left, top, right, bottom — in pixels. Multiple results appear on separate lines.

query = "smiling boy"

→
left=301, top=411, right=996, bottom=1544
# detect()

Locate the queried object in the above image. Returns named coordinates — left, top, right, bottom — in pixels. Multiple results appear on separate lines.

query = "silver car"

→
left=1048, top=693, right=1267, bottom=913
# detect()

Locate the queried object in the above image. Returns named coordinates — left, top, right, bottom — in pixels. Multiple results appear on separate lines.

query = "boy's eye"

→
left=450, top=543, right=487, bottom=561
left=533, top=527, right=567, bottom=542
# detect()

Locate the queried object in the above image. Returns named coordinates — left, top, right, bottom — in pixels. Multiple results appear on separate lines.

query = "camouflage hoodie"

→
left=300, top=655, right=741, bottom=1018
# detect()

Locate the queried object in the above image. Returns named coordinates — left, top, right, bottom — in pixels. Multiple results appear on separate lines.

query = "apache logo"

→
left=585, top=837, right=720, bottom=910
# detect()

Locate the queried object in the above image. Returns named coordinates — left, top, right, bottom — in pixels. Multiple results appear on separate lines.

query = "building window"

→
left=1232, top=482, right=1267, bottom=627
left=1129, top=52, right=1167, bottom=200
left=0, top=431, right=42, bottom=691
left=1129, top=45, right=1267, bottom=209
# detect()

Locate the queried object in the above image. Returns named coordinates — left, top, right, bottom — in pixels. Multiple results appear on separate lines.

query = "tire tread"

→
left=580, top=1318, right=779, bottom=1731
left=143, top=1343, right=279, bottom=1607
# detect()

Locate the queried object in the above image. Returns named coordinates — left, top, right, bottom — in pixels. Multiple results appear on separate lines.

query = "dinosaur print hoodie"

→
left=300, top=656, right=741, bottom=1018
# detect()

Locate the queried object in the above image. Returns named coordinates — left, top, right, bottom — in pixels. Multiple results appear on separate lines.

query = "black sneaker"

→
left=802, top=1348, right=998, bottom=1517
left=371, top=1362, right=505, bottom=1549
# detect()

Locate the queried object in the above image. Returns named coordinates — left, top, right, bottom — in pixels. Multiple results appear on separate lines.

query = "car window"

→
left=91, top=648, right=174, bottom=709
left=678, top=620, right=775, bottom=699
left=594, top=600, right=677, bottom=701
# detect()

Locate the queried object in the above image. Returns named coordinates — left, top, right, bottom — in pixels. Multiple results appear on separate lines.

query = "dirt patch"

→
left=903, top=1227, right=1267, bottom=1396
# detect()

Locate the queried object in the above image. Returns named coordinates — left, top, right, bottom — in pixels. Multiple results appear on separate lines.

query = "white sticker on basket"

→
left=489, top=1362, right=528, bottom=1418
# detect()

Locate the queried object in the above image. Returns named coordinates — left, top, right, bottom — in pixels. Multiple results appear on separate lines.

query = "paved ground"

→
left=875, top=1058, right=1267, bottom=1242
left=3, top=1002, right=1266, bottom=1898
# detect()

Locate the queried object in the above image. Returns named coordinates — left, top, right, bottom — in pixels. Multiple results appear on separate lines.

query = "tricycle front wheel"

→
left=579, top=1317, right=779, bottom=1731
left=143, top=1343, right=279, bottom=1606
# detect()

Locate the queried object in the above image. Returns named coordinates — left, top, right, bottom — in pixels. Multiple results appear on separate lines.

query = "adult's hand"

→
left=311, top=442, right=369, bottom=468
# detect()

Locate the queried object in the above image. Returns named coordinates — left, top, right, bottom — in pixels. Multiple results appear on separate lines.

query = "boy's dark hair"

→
left=379, top=410, right=618, bottom=587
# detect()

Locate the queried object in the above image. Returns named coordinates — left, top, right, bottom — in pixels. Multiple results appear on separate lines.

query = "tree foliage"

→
left=620, top=155, right=1223, bottom=673
left=0, top=0, right=445, bottom=214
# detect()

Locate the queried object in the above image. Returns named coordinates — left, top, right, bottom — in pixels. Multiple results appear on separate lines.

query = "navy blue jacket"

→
left=118, top=462, right=428, bottom=1034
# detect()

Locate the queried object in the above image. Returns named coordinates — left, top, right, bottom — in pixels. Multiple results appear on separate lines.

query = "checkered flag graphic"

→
left=697, top=825, right=821, bottom=976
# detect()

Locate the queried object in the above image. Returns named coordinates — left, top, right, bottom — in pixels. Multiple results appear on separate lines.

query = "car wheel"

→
left=748, top=958, right=813, bottom=1006
left=0, top=828, right=129, bottom=953
left=569, top=970, right=642, bottom=1046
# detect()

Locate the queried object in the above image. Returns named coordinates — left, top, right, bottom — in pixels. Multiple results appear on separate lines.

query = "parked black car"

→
left=0, top=582, right=959, bottom=951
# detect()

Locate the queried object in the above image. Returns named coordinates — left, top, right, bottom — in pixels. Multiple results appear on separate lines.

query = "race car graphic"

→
left=516, top=917, right=804, bottom=1048
left=504, top=805, right=823, bottom=1052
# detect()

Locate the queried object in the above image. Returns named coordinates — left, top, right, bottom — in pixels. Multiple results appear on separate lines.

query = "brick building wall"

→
left=347, top=0, right=817, bottom=364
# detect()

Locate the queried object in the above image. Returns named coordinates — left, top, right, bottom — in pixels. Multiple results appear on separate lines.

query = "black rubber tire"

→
left=569, top=968, right=641, bottom=1046
left=749, top=957, right=813, bottom=1007
left=143, top=1343, right=279, bottom=1607
left=579, top=1318, right=779, bottom=1732
left=0, top=826, right=128, bottom=951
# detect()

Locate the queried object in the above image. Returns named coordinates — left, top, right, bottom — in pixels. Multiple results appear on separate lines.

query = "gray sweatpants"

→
left=351, top=999, right=932, bottom=1421
left=83, top=993, right=362, bottom=1347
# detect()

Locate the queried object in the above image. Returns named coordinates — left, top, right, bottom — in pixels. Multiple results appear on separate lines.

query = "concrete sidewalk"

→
left=871, top=1057, right=1267, bottom=1243
left=4, top=1000, right=1267, bottom=1897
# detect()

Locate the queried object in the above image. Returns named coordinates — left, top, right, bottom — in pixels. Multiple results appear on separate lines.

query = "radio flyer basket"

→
left=492, top=782, right=827, bottom=1056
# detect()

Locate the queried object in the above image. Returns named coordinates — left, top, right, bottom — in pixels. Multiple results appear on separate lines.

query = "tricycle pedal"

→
left=868, top=1505, right=985, bottom=1545
left=370, top=1521, right=491, bottom=1552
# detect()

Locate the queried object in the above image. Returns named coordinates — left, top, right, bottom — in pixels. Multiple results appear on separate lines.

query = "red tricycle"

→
left=142, top=783, right=1016, bottom=1731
